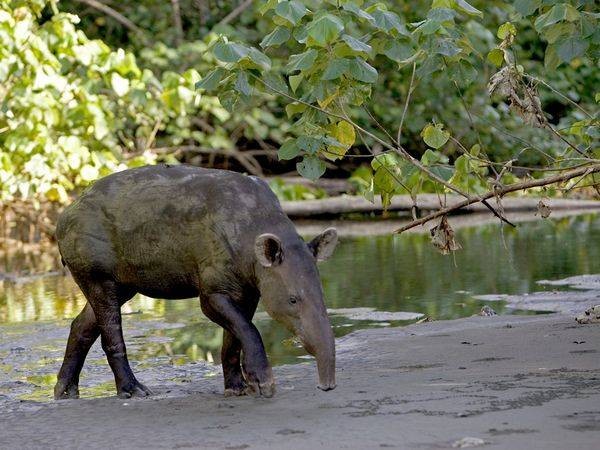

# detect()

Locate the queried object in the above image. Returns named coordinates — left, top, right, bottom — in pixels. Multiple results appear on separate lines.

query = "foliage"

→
left=0, top=0, right=599, bottom=216
left=196, top=0, right=599, bottom=208
left=0, top=0, right=288, bottom=206
left=268, top=178, right=327, bottom=201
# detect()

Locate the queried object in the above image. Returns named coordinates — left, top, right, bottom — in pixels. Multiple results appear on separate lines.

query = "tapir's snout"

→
left=298, top=305, right=336, bottom=392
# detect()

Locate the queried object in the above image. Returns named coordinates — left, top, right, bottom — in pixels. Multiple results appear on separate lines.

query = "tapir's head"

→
left=254, top=228, right=338, bottom=391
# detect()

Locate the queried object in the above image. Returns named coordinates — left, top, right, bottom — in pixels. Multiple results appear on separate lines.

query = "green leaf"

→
left=322, top=58, right=349, bottom=80
left=535, top=4, right=580, bottom=32
left=341, top=2, right=375, bottom=23
left=372, top=9, right=410, bottom=36
left=447, top=60, right=477, bottom=84
left=285, top=102, right=307, bottom=118
left=297, top=135, right=322, bottom=153
left=421, top=149, right=445, bottom=166
left=421, top=123, right=450, bottom=149
left=383, top=40, right=415, bottom=62
left=542, top=22, right=576, bottom=44
left=213, top=42, right=250, bottom=63
left=262, top=72, right=289, bottom=95
left=435, top=39, right=461, bottom=57
left=544, top=43, right=560, bottom=70
left=260, top=26, right=291, bottom=48
left=278, top=139, right=301, bottom=160
left=556, top=36, right=589, bottom=63
left=487, top=48, right=504, bottom=67
left=427, top=8, right=456, bottom=22
left=347, top=58, right=378, bottom=83
left=414, top=19, right=441, bottom=35
left=497, top=22, right=517, bottom=40
left=285, top=49, right=318, bottom=72
left=306, top=14, right=344, bottom=47
left=247, top=48, right=272, bottom=70
left=289, top=73, right=304, bottom=92
left=454, top=0, right=483, bottom=17
left=514, top=0, right=540, bottom=17
left=297, top=156, right=326, bottom=180
left=259, top=0, right=278, bottom=15
left=195, top=67, right=226, bottom=91
left=341, top=34, right=372, bottom=53
left=275, top=0, right=309, bottom=25
left=234, top=71, right=251, bottom=96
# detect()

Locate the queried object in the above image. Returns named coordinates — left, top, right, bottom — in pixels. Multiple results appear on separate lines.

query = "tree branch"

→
left=73, top=0, right=146, bottom=37
left=250, top=73, right=516, bottom=228
left=393, top=163, right=600, bottom=234
left=215, top=0, right=254, bottom=28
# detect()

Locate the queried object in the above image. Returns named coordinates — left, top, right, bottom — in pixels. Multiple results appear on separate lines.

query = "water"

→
left=2, top=213, right=600, bottom=404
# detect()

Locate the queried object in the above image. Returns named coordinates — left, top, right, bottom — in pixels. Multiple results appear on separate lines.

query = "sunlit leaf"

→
left=421, top=123, right=450, bottom=149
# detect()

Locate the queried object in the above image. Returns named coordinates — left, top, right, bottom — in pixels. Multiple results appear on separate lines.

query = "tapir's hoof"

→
left=117, top=381, right=153, bottom=399
left=245, top=380, right=275, bottom=398
left=224, top=387, right=247, bottom=397
left=54, top=380, right=79, bottom=400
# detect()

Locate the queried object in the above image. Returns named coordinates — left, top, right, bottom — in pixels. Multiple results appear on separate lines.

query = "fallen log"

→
left=281, top=194, right=600, bottom=218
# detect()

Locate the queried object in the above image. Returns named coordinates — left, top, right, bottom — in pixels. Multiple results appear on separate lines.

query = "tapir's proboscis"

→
left=54, top=165, right=338, bottom=399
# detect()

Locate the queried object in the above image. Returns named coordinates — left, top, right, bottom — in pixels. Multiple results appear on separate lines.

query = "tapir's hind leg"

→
left=56, top=275, right=148, bottom=399
left=82, top=278, right=150, bottom=399
left=54, top=302, right=99, bottom=399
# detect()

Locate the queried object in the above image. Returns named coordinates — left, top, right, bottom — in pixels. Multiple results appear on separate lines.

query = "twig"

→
left=546, top=123, right=588, bottom=157
left=215, top=0, right=254, bottom=28
left=151, top=145, right=263, bottom=176
left=397, top=62, right=416, bottom=145
left=393, top=163, right=600, bottom=233
left=524, top=75, right=593, bottom=119
left=144, top=119, right=162, bottom=151
left=73, top=0, right=147, bottom=38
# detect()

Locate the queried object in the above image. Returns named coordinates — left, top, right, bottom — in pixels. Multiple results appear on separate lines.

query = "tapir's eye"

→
left=289, top=296, right=299, bottom=305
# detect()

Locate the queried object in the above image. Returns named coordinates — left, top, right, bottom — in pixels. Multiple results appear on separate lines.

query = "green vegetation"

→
left=0, top=0, right=598, bottom=232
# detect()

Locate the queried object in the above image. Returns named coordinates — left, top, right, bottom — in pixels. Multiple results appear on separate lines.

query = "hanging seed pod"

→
left=430, top=216, right=462, bottom=255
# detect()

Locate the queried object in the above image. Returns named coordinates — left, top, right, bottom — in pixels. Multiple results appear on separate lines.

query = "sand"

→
left=1, top=313, right=599, bottom=449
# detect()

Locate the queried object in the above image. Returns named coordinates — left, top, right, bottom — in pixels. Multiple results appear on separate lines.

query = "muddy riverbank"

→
left=1, top=312, right=599, bottom=449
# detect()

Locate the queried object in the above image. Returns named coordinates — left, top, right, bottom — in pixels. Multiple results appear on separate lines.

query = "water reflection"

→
left=1, top=213, right=600, bottom=403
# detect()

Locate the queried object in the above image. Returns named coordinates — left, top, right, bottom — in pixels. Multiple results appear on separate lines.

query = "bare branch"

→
left=151, top=145, right=263, bottom=176
left=397, top=62, right=416, bottom=145
left=524, top=74, right=594, bottom=119
left=73, top=0, right=146, bottom=37
left=215, top=0, right=254, bottom=28
left=393, top=163, right=600, bottom=234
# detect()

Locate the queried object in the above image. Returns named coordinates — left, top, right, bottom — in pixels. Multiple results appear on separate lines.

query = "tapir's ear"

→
left=308, top=228, right=338, bottom=262
left=255, top=233, right=284, bottom=267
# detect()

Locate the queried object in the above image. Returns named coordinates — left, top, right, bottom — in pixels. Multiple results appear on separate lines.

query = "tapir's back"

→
left=56, top=165, right=290, bottom=297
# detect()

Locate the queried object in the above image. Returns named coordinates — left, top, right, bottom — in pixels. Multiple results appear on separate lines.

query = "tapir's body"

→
left=58, top=165, right=290, bottom=299
left=54, top=165, right=338, bottom=399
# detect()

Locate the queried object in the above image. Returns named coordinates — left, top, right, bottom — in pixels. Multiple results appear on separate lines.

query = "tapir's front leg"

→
left=200, top=293, right=274, bottom=397
left=221, top=298, right=259, bottom=396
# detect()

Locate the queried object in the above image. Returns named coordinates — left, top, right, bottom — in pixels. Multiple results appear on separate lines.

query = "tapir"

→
left=53, top=164, right=338, bottom=399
